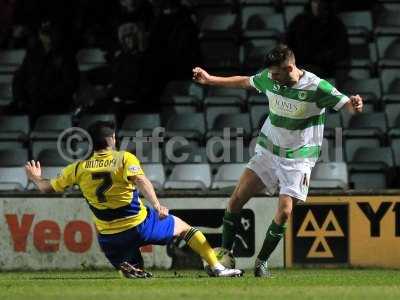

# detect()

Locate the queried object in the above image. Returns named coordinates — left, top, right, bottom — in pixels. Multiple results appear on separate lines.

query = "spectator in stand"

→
left=148, top=0, right=201, bottom=81
left=10, top=21, right=79, bottom=119
left=0, top=0, right=16, bottom=48
left=117, top=0, right=154, bottom=32
left=286, top=0, right=350, bottom=78
left=82, top=22, right=157, bottom=116
left=110, top=22, right=155, bottom=113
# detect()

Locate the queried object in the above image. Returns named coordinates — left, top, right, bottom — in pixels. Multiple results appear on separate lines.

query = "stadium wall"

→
left=2, top=194, right=399, bottom=270
left=0, top=196, right=283, bottom=270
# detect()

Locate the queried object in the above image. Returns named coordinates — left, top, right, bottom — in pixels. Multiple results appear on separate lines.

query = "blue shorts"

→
left=97, top=207, right=175, bottom=268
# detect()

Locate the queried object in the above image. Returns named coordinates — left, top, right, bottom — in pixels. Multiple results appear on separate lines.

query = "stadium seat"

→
left=385, top=104, right=400, bottom=128
left=37, top=149, right=69, bottom=166
left=310, top=162, right=348, bottom=189
left=164, top=164, right=212, bottom=190
left=339, top=102, right=375, bottom=129
left=31, top=141, right=58, bottom=160
left=0, top=115, right=29, bottom=141
left=164, top=141, right=208, bottom=164
left=30, top=114, right=72, bottom=140
left=240, top=0, right=276, bottom=4
left=324, top=113, right=343, bottom=138
left=204, top=96, right=243, bottom=107
left=142, top=163, right=165, bottom=191
left=241, top=5, right=276, bottom=30
left=381, top=69, right=400, bottom=102
left=284, top=4, right=304, bottom=26
left=119, top=114, right=161, bottom=137
left=165, top=113, right=206, bottom=140
left=201, top=40, right=240, bottom=69
left=0, top=167, right=27, bottom=191
left=195, top=3, right=234, bottom=25
left=377, top=36, right=400, bottom=67
left=0, top=141, right=24, bottom=149
left=0, top=82, right=12, bottom=106
left=375, top=10, right=400, bottom=35
left=207, top=86, right=247, bottom=100
left=0, top=74, right=12, bottom=83
left=76, top=48, right=106, bottom=71
left=345, top=138, right=381, bottom=162
left=248, top=94, right=268, bottom=104
left=391, top=137, right=400, bottom=166
left=243, top=13, right=285, bottom=39
left=206, top=105, right=242, bottom=128
left=163, top=81, right=204, bottom=101
left=199, top=13, right=239, bottom=40
left=346, top=112, right=387, bottom=132
left=339, top=78, right=381, bottom=103
left=161, top=96, right=199, bottom=114
left=348, top=43, right=375, bottom=67
left=211, top=163, right=246, bottom=189
left=350, top=171, right=388, bottom=189
left=166, top=146, right=209, bottom=164
left=206, top=113, right=251, bottom=139
left=0, top=149, right=28, bottom=166
left=161, top=104, right=198, bottom=115
left=325, top=113, right=343, bottom=129
left=348, top=147, right=394, bottom=189
left=345, top=67, right=372, bottom=80
left=350, top=147, right=395, bottom=169
left=250, top=104, right=269, bottom=131
left=210, top=144, right=251, bottom=164
left=339, top=11, right=372, bottom=41
left=78, top=114, right=116, bottom=130
left=344, top=113, right=386, bottom=160
left=122, top=140, right=162, bottom=164
left=241, top=39, right=277, bottom=69
left=0, top=49, right=26, bottom=73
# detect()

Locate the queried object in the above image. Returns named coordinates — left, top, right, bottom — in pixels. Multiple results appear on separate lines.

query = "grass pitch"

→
left=1, top=269, right=399, bottom=300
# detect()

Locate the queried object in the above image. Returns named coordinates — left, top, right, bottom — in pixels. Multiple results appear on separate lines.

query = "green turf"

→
left=1, top=269, right=400, bottom=300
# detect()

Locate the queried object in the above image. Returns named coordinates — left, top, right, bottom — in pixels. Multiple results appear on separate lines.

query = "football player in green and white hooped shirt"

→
left=192, top=44, right=363, bottom=277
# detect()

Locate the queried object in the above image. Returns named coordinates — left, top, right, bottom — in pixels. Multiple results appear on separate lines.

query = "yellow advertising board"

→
left=285, top=196, right=400, bottom=268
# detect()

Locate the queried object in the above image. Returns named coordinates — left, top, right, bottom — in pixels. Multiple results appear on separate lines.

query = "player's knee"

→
left=227, top=190, right=246, bottom=213
left=278, top=207, right=292, bottom=223
left=173, top=216, right=191, bottom=237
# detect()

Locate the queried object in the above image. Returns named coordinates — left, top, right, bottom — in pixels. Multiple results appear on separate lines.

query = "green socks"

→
left=221, top=211, right=241, bottom=250
left=257, top=220, right=287, bottom=261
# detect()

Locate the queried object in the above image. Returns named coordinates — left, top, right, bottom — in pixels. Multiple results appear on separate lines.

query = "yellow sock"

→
left=184, top=228, right=219, bottom=268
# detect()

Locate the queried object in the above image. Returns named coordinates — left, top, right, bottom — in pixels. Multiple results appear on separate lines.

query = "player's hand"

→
left=25, top=160, right=42, bottom=180
left=350, top=94, right=363, bottom=113
left=155, top=204, right=169, bottom=219
left=192, top=67, right=211, bottom=85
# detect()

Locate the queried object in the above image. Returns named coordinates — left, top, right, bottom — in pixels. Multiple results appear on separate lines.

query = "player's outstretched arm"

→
left=131, top=174, right=169, bottom=219
left=25, top=160, right=55, bottom=193
left=345, top=94, right=363, bottom=113
left=192, top=66, right=251, bottom=89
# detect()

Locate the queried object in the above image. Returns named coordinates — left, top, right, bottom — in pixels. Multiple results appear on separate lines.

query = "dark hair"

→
left=87, top=121, right=115, bottom=151
left=264, top=44, right=295, bottom=68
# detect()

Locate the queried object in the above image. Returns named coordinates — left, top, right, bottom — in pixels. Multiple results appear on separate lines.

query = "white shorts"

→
left=246, top=148, right=314, bottom=201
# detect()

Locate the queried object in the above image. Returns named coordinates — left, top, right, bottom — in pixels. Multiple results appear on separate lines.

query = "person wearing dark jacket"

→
left=286, top=0, right=350, bottom=78
left=11, top=21, right=79, bottom=119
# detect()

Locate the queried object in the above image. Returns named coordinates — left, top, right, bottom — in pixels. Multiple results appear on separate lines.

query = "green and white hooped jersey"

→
left=250, top=69, right=349, bottom=162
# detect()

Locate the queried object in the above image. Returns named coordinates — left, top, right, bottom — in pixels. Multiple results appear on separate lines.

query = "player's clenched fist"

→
left=350, top=94, right=363, bottom=113
left=192, top=67, right=211, bottom=85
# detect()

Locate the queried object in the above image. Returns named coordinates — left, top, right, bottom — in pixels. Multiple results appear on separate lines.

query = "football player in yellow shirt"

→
left=25, top=121, right=243, bottom=278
